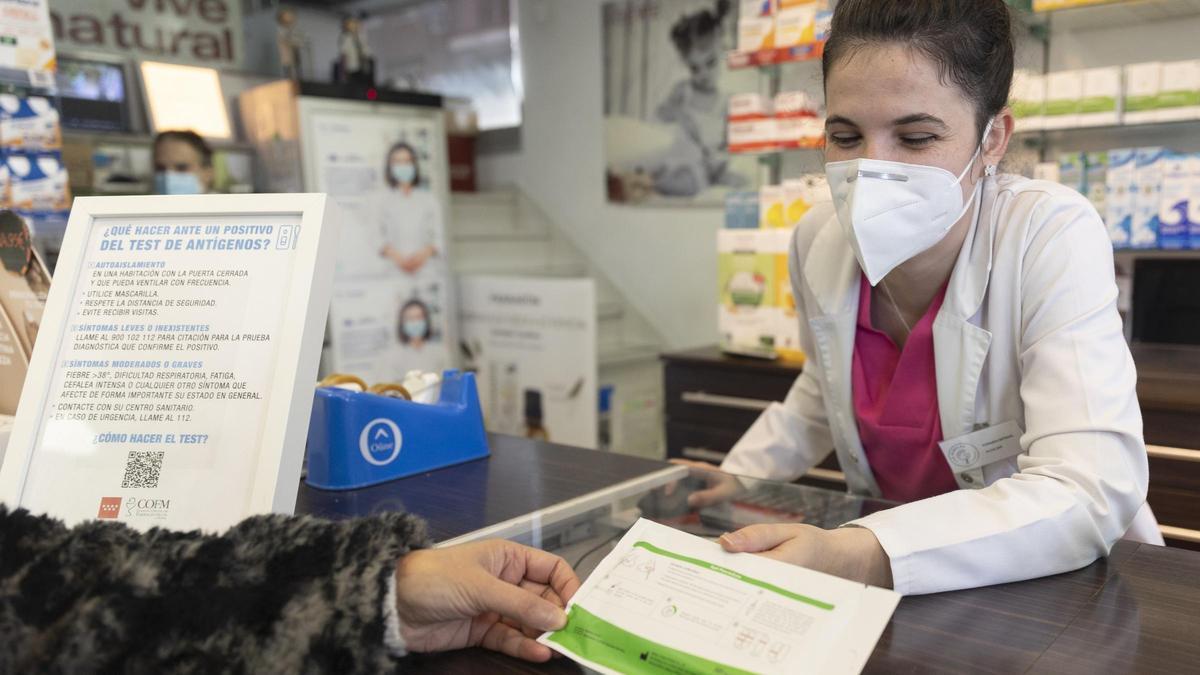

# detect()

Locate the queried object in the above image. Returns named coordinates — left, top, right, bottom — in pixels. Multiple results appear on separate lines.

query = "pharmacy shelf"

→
left=730, top=142, right=825, bottom=158
left=1015, top=118, right=1200, bottom=138
left=1114, top=248, right=1200, bottom=258
left=726, top=41, right=825, bottom=70
left=1027, top=0, right=1200, bottom=31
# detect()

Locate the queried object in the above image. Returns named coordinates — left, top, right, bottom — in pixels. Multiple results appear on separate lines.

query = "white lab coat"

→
left=723, top=174, right=1162, bottom=596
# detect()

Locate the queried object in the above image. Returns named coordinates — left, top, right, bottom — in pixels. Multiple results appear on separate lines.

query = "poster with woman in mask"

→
left=602, top=0, right=756, bottom=205
left=0, top=210, right=52, bottom=415
left=301, top=98, right=452, bottom=384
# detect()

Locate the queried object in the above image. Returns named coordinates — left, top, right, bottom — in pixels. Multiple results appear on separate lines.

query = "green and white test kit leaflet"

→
left=540, top=519, right=899, bottom=675
left=0, top=195, right=335, bottom=532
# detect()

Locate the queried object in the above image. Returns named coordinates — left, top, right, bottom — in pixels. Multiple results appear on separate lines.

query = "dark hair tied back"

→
left=822, top=0, right=1015, bottom=138
left=670, top=0, right=731, bottom=55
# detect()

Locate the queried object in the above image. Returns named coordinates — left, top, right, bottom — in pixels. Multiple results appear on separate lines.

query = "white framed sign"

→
left=0, top=194, right=336, bottom=531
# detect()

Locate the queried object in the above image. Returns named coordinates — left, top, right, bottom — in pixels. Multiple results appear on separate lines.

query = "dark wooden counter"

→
left=401, top=540, right=1200, bottom=674
left=298, top=432, right=1200, bottom=673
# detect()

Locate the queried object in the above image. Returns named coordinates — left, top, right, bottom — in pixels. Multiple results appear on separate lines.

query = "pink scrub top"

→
left=851, top=274, right=958, bottom=503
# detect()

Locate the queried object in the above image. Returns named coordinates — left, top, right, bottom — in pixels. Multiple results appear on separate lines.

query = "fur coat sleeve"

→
left=0, top=505, right=430, bottom=673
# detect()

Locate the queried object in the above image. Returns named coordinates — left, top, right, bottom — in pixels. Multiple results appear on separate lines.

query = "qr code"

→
left=120, top=451, right=165, bottom=489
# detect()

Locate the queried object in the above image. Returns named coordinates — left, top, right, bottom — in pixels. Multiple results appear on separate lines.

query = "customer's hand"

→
left=668, top=459, right=744, bottom=508
left=394, top=540, right=581, bottom=662
left=718, top=524, right=893, bottom=589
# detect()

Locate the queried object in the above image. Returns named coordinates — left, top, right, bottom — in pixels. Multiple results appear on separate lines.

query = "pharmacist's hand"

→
left=395, top=540, right=581, bottom=662
left=667, top=459, right=744, bottom=508
left=718, top=524, right=893, bottom=589
left=381, top=244, right=404, bottom=266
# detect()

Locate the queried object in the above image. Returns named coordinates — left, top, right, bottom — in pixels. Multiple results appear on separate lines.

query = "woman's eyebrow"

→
left=892, top=113, right=948, bottom=129
left=825, top=115, right=856, bottom=128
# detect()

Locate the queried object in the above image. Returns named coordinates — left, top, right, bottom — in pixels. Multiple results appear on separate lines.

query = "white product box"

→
left=1159, top=152, right=1192, bottom=249
left=1157, top=59, right=1200, bottom=123
left=1011, top=70, right=1046, bottom=132
left=1058, top=152, right=1086, bottom=194
left=0, top=95, right=61, bottom=151
left=6, top=151, right=69, bottom=212
left=737, top=17, right=775, bottom=53
left=1078, top=67, right=1122, bottom=127
left=775, top=0, right=818, bottom=48
left=773, top=90, right=821, bottom=148
left=1124, top=62, right=1163, bottom=125
left=1085, top=152, right=1108, bottom=216
left=728, top=118, right=777, bottom=153
left=1043, top=70, right=1083, bottom=130
left=740, top=0, right=775, bottom=17
left=729, top=93, right=771, bottom=120
left=1131, top=147, right=1165, bottom=249
left=1190, top=154, right=1200, bottom=249
left=1105, top=148, right=1136, bottom=249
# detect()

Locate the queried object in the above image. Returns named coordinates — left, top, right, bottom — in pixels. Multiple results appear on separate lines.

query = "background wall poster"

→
left=602, top=0, right=757, bottom=205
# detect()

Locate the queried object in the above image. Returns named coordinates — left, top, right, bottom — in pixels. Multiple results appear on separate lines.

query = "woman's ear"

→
left=983, top=107, right=1015, bottom=170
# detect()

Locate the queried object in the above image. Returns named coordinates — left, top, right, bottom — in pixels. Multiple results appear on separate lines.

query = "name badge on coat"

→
left=938, top=421, right=1024, bottom=474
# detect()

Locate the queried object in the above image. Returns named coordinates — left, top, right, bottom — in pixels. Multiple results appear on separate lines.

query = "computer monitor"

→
left=54, top=56, right=132, bottom=133
left=1131, top=258, right=1200, bottom=346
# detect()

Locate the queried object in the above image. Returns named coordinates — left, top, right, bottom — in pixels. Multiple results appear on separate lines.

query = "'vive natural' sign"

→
left=50, top=0, right=242, bottom=68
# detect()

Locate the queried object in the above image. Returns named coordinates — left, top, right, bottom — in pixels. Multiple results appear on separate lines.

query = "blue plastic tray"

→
left=305, top=370, right=491, bottom=490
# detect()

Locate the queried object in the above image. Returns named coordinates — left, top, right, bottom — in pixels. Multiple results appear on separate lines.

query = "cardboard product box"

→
left=1131, top=147, right=1165, bottom=249
left=0, top=95, right=61, bottom=151
left=1189, top=154, right=1200, bottom=250
left=737, top=16, right=775, bottom=53
left=1105, top=149, right=1136, bottom=250
left=1011, top=70, right=1047, bottom=132
left=1156, top=59, right=1200, bottom=122
left=773, top=90, right=821, bottom=148
left=1159, top=151, right=1192, bottom=249
left=1043, top=70, right=1083, bottom=130
left=740, top=0, right=775, bottom=17
left=1078, top=67, right=1122, bottom=127
left=728, top=118, right=777, bottom=154
left=781, top=174, right=827, bottom=229
left=724, top=191, right=760, bottom=229
left=759, top=185, right=787, bottom=228
left=1124, top=62, right=1163, bottom=125
left=6, top=150, right=70, bottom=212
left=775, top=0, right=818, bottom=48
left=1085, top=152, right=1108, bottom=217
left=1058, top=152, right=1086, bottom=194
left=729, top=93, right=770, bottom=120
left=717, top=229, right=800, bottom=360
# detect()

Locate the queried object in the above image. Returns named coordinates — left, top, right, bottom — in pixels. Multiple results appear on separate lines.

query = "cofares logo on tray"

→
left=359, top=418, right=402, bottom=466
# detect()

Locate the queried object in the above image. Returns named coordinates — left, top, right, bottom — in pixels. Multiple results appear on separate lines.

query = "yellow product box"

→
left=775, top=0, right=818, bottom=48
left=759, top=185, right=787, bottom=228
left=737, top=17, right=775, bottom=53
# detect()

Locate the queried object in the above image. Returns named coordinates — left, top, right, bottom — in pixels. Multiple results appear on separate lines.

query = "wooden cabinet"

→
left=664, top=344, right=1200, bottom=549
left=661, top=347, right=843, bottom=488
left=1133, top=345, right=1200, bottom=548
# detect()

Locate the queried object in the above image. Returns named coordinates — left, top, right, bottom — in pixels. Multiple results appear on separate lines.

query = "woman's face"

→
left=824, top=44, right=1006, bottom=205
left=153, top=139, right=213, bottom=192
left=684, top=33, right=721, bottom=94
left=389, top=148, right=417, bottom=189
left=401, top=304, right=429, bottom=341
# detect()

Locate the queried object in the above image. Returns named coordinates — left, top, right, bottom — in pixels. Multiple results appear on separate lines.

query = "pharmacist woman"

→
left=689, top=0, right=1163, bottom=596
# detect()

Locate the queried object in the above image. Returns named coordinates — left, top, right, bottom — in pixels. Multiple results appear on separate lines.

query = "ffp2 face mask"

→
left=825, top=121, right=993, bottom=286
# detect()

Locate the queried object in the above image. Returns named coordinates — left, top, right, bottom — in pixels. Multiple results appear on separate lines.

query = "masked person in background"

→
left=0, top=211, right=51, bottom=415
left=153, top=130, right=214, bottom=195
left=398, top=298, right=432, bottom=351
left=681, top=0, right=1161, bottom=596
